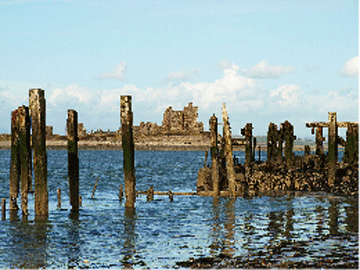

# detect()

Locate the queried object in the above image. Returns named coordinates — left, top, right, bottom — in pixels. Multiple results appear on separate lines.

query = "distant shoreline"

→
left=0, top=140, right=327, bottom=152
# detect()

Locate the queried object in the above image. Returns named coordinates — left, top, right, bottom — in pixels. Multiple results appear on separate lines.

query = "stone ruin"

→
left=133, top=102, right=204, bottom=136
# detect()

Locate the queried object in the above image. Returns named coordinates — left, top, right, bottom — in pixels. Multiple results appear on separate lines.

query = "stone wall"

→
left=162, top=102, right=204, bottom=134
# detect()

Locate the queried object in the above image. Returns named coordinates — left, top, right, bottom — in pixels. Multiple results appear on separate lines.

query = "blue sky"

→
left=0, top=0, right=358, bottom=138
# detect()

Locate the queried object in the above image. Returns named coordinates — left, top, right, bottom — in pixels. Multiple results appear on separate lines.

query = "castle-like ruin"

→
left=134, top=102, right=204, bottom=136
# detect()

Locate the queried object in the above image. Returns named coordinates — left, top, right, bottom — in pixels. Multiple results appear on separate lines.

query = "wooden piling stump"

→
left=328, top=112, right=337, bottom=187
left=121, top=96, right=136, bottom=208
left=91, top=177, right=98, bottom=199
left=67, top=110, right=79, bottom=212
left=315, top=127, right=325, bottom=156
left=1, top=198, right=5, bottom=220
left=242, top=123, right=253, bottom=177
left=209, top=114, right=219, bottom=197
left=9, top=110, right=20, bottom=211
left=343, top=123, right=358, bottom=166
left=283, top=121, right=295, bottom=169
left=304, top=145, right=310, bottom=156
left=222, top=103, right=236, bottom=198
left=18, top=106, right=31, bottom=216
left=57, top=188, right=61, bottom=208
left=29, top=89, right=48, bottom=216
left=147, top=186, right=154, bottom=201
left=169, top=190, right=173, bottom=202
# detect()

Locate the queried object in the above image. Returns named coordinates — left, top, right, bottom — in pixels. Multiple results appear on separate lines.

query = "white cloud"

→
left=340, top=56, right=359, bottom=78
left=242, top=60, right=296, bottom=79
left=165, top=69, right=200, bottom=84
left=270, top=84, right=302, bottom=108
left=48, top=84, right=94, bottom=106
left=96, top=62, right=127, bottom=81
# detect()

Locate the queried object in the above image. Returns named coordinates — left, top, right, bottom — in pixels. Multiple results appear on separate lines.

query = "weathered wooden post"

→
left=222, top=103, right=236, bottom=198
left=267, top=123, right=277, bottom=166
left=252, top=137, right=257, bottom=162
left=276, top=125, right=283, bottom=164
left=9, top=109, right=20, bottom=211
left=315, top=127, right=325, bottom=155
left=2, top=198, right=5, bottom=220
left=18, top=106, right=32, bottom=216
left=242, top=123, right=253, bottom=177
left=328, top=112, right=337, bottom=187
left=283, top=121, right=295, bottom=169
left=343, top=123, right=359, bottom=166
left=91, top=178, right=98, bottom=199
left=29, top=89, right=48, bottom=217
left=57, top=188, right=61, bottom=208
left=121, top=95, right=136, bottom=208
left=169, top=190, right=173, bottom=202
left=147, top=186, right=154, bottom=201
left=204, top=151, right=208, bottom=168
left=67, top=109, right=79, bottom=212
left=209, top=114, right=219, bottom=197
left=258, top=145, right=261, bottom=162
left=304, top=145, right=310, bottom=156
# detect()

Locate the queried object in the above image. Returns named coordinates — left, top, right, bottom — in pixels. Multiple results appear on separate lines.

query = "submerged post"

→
left=209, top=114, right=219, bottom=197
left=328, top=112, right=337, bottom=187
left=121, top=96, right=136, bottom=208
left=18, top=106, right=32, bottom=216
left=9, top=110, right=20, bottom=211
left=222, top=103, right=236, bottom=198
left=67, top=110, right=79, bottom=212
left=29, top=89, right=48, bottom=216
left=2, top=198, right=5, bottom=220
left=57, top=188, right=61, bottom=208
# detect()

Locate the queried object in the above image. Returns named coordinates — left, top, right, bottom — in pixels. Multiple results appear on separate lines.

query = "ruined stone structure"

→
left=162, top=102, right=204, bottom=134
left=78, top=123, right=87, bottom=137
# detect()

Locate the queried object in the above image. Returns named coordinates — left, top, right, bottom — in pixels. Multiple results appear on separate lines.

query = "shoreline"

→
left=0, top=140, right=332, bottom=152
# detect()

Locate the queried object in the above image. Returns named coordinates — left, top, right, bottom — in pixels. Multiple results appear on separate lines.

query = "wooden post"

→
left=267, top=123, right=276, bottom=166
left=283, top=121, right=295, bottom=169
left=29, top=89, right=48, bottom=216
left=204, top=151, right=208, bottom=168
left=121, top=96, right=136, bottom=208
left=18, top=106, right=32, bottom=216
left=67, top=110, right=79, bottom=212
left=222, top=103, right=236, bottom=198
left=2, top=198, right=5, bottom=221
left=209, top=114, right=219, bottom=197
left=343, top=123, right=358, bottom=166
left=304, top=145, right=310, bottom=156
left=258, top=145, right=261, bottom=162
left=328, top=112, right=337, bottom=187
left=315, top=127, right=325, bottom=155
left=9, top=110, right=20, bottom=211
left=147, top=186, right=154, bottom=201
left=252, top=137, right=257, bottom=162
left=242, top=123, right=253, bottom=177
left=169, top=190, right=173, bottom=202
left=57, top=188, right=61, bottom=208
left=91, top=178, right=98, bottom=199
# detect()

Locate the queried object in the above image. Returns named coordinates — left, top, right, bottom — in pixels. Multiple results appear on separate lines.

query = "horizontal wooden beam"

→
left=306, top=122, right=358, bottom=128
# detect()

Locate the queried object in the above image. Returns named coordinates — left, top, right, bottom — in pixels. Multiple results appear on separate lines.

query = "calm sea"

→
left=0, top=150, right=358, bottom=268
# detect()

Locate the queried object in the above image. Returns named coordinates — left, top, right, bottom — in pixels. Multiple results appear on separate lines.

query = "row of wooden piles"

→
left=3, top=90, right=137, bottom=220
left=197, top=111, right=359, bottom=196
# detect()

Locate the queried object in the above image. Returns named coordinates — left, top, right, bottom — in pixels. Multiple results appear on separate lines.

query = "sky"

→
left=0, top=0, right=358, bottom=138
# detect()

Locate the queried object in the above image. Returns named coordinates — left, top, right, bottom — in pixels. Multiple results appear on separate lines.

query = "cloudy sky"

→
left=0, top=0, right=358, bottom=137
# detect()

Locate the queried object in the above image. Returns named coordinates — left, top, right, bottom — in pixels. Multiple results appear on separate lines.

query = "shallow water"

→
left=0, top=150, right=357, bottom=268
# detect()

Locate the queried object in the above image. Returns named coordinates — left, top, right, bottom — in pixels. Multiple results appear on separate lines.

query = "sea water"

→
left=0, top=150, right=357, bottom=268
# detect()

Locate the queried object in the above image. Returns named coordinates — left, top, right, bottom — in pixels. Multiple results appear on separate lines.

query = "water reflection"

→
left=67, top=211, right=82, bottom=268
left=9, top=217, right=50, bottom=268
left=121, top=207, right=137, bottom=268
left=209, top=198, right=236, bottom=257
